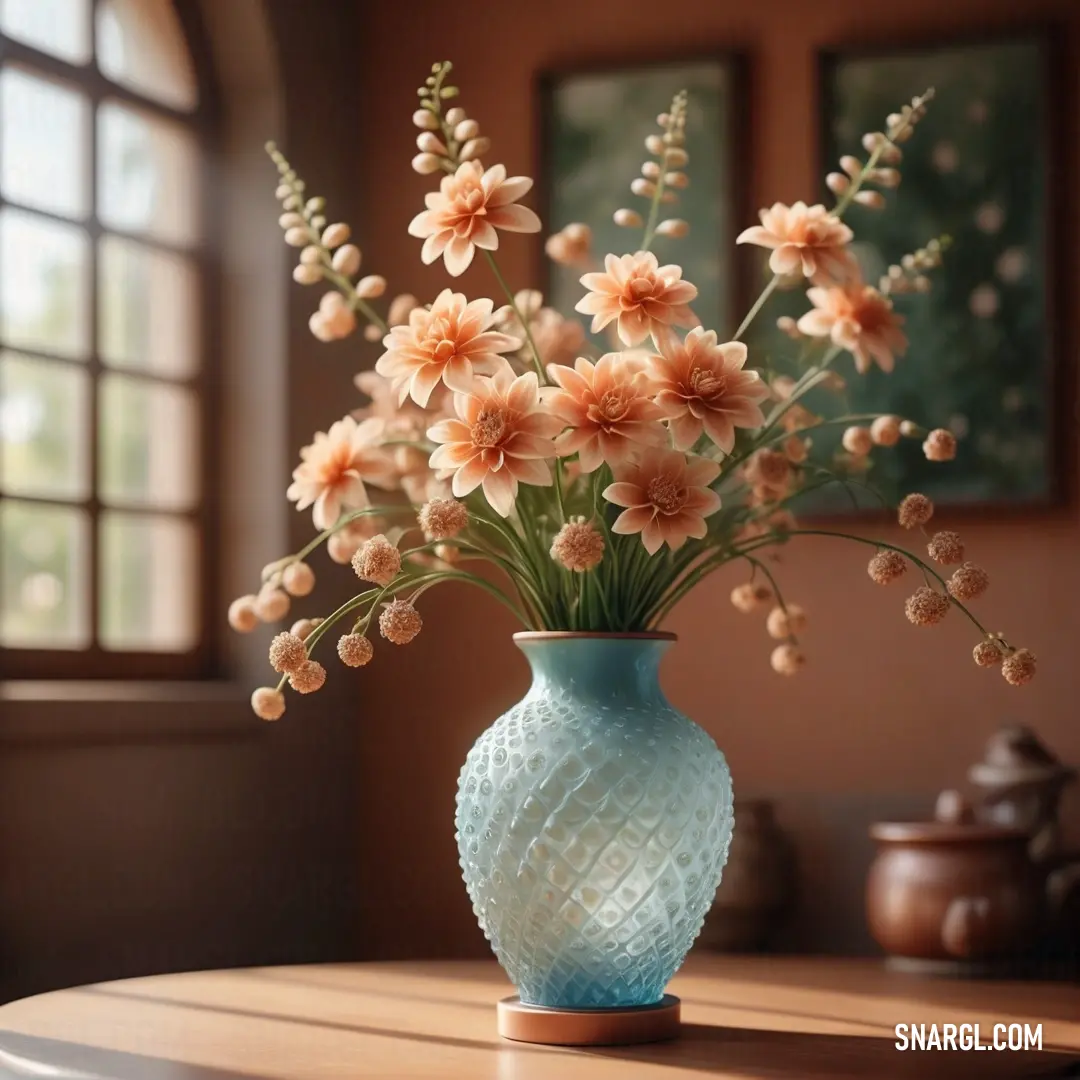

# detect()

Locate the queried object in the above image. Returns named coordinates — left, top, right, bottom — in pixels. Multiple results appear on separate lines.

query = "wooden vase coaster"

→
left=497, top=994, right=680, bottom=1046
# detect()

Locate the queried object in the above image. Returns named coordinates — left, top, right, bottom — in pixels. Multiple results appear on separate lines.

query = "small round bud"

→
left=861, top=131, right=887, bottom=152
left=641, top=161, right=661, bottom=180
left=854, top=191, right=886, bottom=210
left=453, top=119, right=479, bottom=142
left=766, top=604, right=807, bottom=640
left=630, top=178, right=656, bottom=198
left=867, top=550, right=907, bottom=585
left=923, top=428, right=958, bottom=462
left=254, top=585, right=290, bottom=622
left=459, top=137, right=491, bottom=159
left=356, top=275, right=387, bottom=299
left=770, top=644, right=805, bottom=676
left=251, top=687, right=286, bottom=721
left=269, top=631, right=307, bottom=674
left=664, top=171, right=689, bottom=189
left=550, top=516, right=605, bottom=572
left=284, top=226, right=308, bottom=247
left=841, top=426, right=873, bottom=456
left=445, top=107, right=466, bottom=127
left=664, top=147, right=689, bottom=167
left=905, top=587, right=950, bottom=627
left=288, top=659, right=327, bottom=694
left=321, top=223, right=350, bottom=248
left=655, top=219, right=689, bottom=238
left=412, top=108, right=439, bottom=130
left=278, top=212, right=304, bottom=230
left=899, top=420, right=920, bottom=437
left=331, top=244, right=361, bottom=276
left=282, top=561, right=315, bottom=597
left=926, top=531, right=964, bottom=566
left=730, top=582, right=772, bottom=613
left=973, top=640, right=1002, bottom=668
left=826, top=172, right=850, bottom=195
left=947, top=562, right=989, bottom=601
left=412, top=152, right=442, bottom=175
left=338, top=634, right=374, bottom=668
left=613, top=208, right=644, bottom=228
left=290, top=617, right=322, bottom=642
left=292, top=263, right=322, bottom=285
left=416, top=132, right=447, bottom=155
left=840, top=155, right=862, bottom=178
left=645, top=134, right=664, bottom=155
left=379, top=599, right=423, bottom=645
left=418, top=497, right=469, bottom=541
left=897, top=493, right=934, bottom=529
left=352, top=535, right=402, bottom=586
left=228, top=595, right=259, bottom=632
left=300, top=245, right=321, bottom=265
left=274, top=183, right=291, bottom=200
left=1001, top=648, right=1036, bottom=686
left=870, top=415, right=901, bottom=447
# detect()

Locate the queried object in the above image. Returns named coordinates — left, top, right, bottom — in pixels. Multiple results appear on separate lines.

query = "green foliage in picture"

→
left=544, top=60, right=736, bottom=339
left=815, top=38, right=1053, bottom=509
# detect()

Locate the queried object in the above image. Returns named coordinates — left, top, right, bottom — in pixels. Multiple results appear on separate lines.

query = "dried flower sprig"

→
left=234, top=68, right=1037, bottom=718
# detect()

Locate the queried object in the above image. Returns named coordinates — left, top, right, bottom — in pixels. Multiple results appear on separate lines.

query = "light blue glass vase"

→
left=456, top=632, right=734, bottom=1009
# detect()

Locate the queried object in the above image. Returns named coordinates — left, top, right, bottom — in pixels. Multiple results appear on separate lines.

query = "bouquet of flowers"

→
left=228, top=62, right=1036, bottom=721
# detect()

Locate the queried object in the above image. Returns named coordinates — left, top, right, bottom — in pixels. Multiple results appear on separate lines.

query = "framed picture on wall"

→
left=808, top=32, right=1059, bottom=512
left=539, top=55, right=745, bottom=343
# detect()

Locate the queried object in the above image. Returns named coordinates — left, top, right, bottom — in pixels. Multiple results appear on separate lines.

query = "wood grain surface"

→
left=0, top=955, right=1076, bottom=1078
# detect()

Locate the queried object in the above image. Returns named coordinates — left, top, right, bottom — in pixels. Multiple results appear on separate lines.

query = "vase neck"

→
left=516, top=636, right=672, bottom=707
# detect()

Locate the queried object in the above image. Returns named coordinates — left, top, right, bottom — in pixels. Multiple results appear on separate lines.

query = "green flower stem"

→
left=742, top=555, right=799, bottom=644
left=272, top=156, right=390, bottom=335
left=641, top=172, right=670, bottom=252
left=481, top=249, right=546, bottom=382
left=733, top=274, right=780, bottom=342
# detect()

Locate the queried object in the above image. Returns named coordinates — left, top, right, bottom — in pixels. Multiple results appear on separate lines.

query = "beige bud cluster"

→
left=880, top=237, right=947, bottom=296
left=618, top=90, right=690, bottom=238
left=412, top=62, right=489, bottom=173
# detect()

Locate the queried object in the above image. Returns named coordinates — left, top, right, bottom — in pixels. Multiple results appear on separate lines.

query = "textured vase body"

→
left=455, top=633, right=734, bottom=1009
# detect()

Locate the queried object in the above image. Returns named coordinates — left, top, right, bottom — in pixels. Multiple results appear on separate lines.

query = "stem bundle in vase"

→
left=229, top=64, right=1036, bottom=722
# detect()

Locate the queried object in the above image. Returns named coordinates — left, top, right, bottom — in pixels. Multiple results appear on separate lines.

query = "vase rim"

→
left=513, top=631, right=677, bottom=642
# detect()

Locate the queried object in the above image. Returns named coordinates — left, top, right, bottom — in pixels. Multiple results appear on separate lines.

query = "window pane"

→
left=0, top=209, right=90, bottom=358
left=0, top=0, right=91, bottom=63
left=99, top=511, right=196, bottom=651
left=0, top=68, right=89, bottom=219
left=99, top=374, right=198, bottom=510
left=0, top=351, right=88, bottom=498
left=97, top=0, right=197, bottom=112
left=0, top=498, right=89, bottom=648
left=98, top=100, right=200, bottom=245
left=99, top=236, right=198, bottom=376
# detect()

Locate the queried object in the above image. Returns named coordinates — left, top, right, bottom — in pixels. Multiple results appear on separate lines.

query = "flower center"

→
left=470, top=408, right=507, bottom=448
left=588, top=388, right=633, bottom=426
left=433, top=339, right=457, bottom=364
left=627, top=276, right=656, bottom=302
left=688, top=366, right=725, bottom=400
left=647, top=475, right=686, bottom=514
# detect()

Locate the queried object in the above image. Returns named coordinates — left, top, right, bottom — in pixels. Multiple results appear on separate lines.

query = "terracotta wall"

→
left=349, top=0, right=1080, bottom=956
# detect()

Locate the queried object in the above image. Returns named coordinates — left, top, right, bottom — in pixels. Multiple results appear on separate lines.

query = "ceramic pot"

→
left=699, top=799, right=795, bottom=951
left=455, top=632, right=734, bottom=1009
left=867, top=820, right=1043, bottom=972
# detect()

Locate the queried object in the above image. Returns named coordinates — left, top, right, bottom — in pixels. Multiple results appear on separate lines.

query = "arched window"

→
left=0, top=0, right=212, bottom=679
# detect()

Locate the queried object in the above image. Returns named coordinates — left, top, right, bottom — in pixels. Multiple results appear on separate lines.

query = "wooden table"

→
left=0, top=956, right=1077, bottom=1078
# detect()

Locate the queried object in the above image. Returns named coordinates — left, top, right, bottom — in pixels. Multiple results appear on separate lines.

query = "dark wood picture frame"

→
left=808, top=27, right=1068, bottom=517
